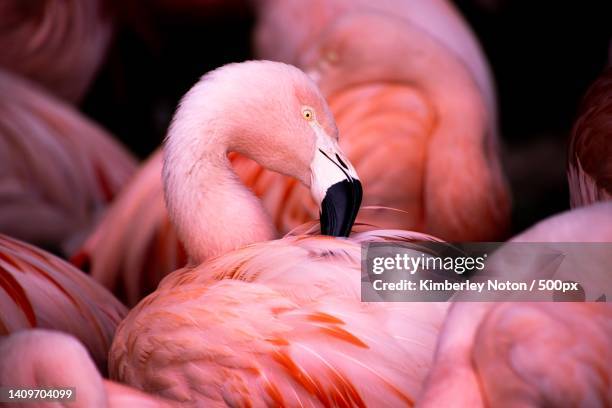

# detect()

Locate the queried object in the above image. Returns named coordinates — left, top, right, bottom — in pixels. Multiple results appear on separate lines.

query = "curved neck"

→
left=163, top=85, right=277, bottom=264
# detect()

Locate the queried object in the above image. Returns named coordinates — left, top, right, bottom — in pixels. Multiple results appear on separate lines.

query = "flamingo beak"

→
left=310, top=141, right=362, bottom=237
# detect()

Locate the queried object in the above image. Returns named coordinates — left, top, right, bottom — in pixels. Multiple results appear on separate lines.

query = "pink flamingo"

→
left=568, top=67, right=612, bottom=207
left=109, top=61, right=448, bottom=405
left=0, top=68, right=136, bottom=255
left=419, top=68, right=612, bottom=403
left=419, top=202, right=612, bottom=407
left=0, top=329, right=172, bottom=407
left=76, top=0, right=510, bottom=306
left=0, top=234, right=126, bottom=372
left=0, top=0, right=113, bottom=103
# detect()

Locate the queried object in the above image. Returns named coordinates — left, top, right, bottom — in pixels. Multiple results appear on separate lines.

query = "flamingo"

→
left=418, top=180, right=612, bottom=408
left=419, top=80, right=612, bottom=403
left=0, top=68, right=137, bottom=256
left=568, top=67, right=612, bottom=207
left=0, top=0, right=113, bottom=103
left=109, top=61, right=448, bottom=405
left=76, top=0, right=509, bottom=306
left=418, top=299, right=611, bottom=407
left=0, top=233, right=127, bottom=373
left=0, top=329, right=172, bottom=407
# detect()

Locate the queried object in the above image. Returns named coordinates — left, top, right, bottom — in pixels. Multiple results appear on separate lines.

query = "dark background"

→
left=81, top=0, right=612, bottom=235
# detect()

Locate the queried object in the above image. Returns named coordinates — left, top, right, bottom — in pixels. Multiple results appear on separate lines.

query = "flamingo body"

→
left=0, top=329, right=172, bottom=408
left=419, top=202, right=612, bottom=407
left=111, top=232, right=447, bottom=406
left=0, top=234, right=127, bottom=372
left=0, top=69, right=136, bottom=255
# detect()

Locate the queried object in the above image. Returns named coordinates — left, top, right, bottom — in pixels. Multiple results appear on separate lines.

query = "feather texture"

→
left=0, top=329, right=173, bottom=407
left=419, top=203, right=612, bottom=407
left=0, top=69, right=136, bottom=255
left=110, top=232, right=448, bottom=406
left=0, top=234, right=127, bottom=372
left=0, top=0, right=113, bottom=102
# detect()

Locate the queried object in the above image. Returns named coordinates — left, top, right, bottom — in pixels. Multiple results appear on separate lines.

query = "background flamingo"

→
left=253, top=0, right=497, bottom=114
left=0, top=329, right=172, bottom=407
left=0, top=68, right=136, bottom=256
left=0, top=234, right=126, bottom=372
left=419, top=81, right=612, bottom=405
left=0, top=0, right=113, bottom=103
left=418, top=202, right=612, bottom=407
left=110, top=61, right=448, bottom=405
left=568, top=67, right=612, bottom=208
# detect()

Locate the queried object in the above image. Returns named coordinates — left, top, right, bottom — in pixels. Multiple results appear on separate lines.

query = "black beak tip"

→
left=320, top=179, right=363, bottom=237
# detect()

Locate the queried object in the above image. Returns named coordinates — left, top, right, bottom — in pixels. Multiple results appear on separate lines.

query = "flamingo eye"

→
left=302, top=107, right=315, bottom=121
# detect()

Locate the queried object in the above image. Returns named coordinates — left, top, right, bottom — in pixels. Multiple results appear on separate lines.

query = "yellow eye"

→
left=302, top=108, right=314, bottom=121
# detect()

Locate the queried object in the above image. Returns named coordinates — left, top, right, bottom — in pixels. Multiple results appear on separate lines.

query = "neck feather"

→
left=163, top=85, right=277, bottom=264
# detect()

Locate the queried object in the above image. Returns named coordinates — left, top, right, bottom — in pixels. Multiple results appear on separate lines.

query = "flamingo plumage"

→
left=0, top=329, right=172, bottom=407
left=112, top=234, right=446, bottom=406
left=0, top=0, right=113, bottom=103
left=109, top=61, right=448, bottom=405
left=419, top=87, right=612, bottom=403
left=419, top=63, right=612, bottom=403
left=419, top=202, right=612, bottom=407
left=0, top=68, right=136, bottom=255
left=419, top=298, right=611, bottom=408
left=254, top=0, right=497, bottom=118
left=0, top=234, right=127, bottom=372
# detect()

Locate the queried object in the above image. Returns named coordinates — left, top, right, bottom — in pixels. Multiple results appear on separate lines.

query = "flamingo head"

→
left=167, top=61, right=362, bottom=237
left=300, top=12, right=413, bottom=95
